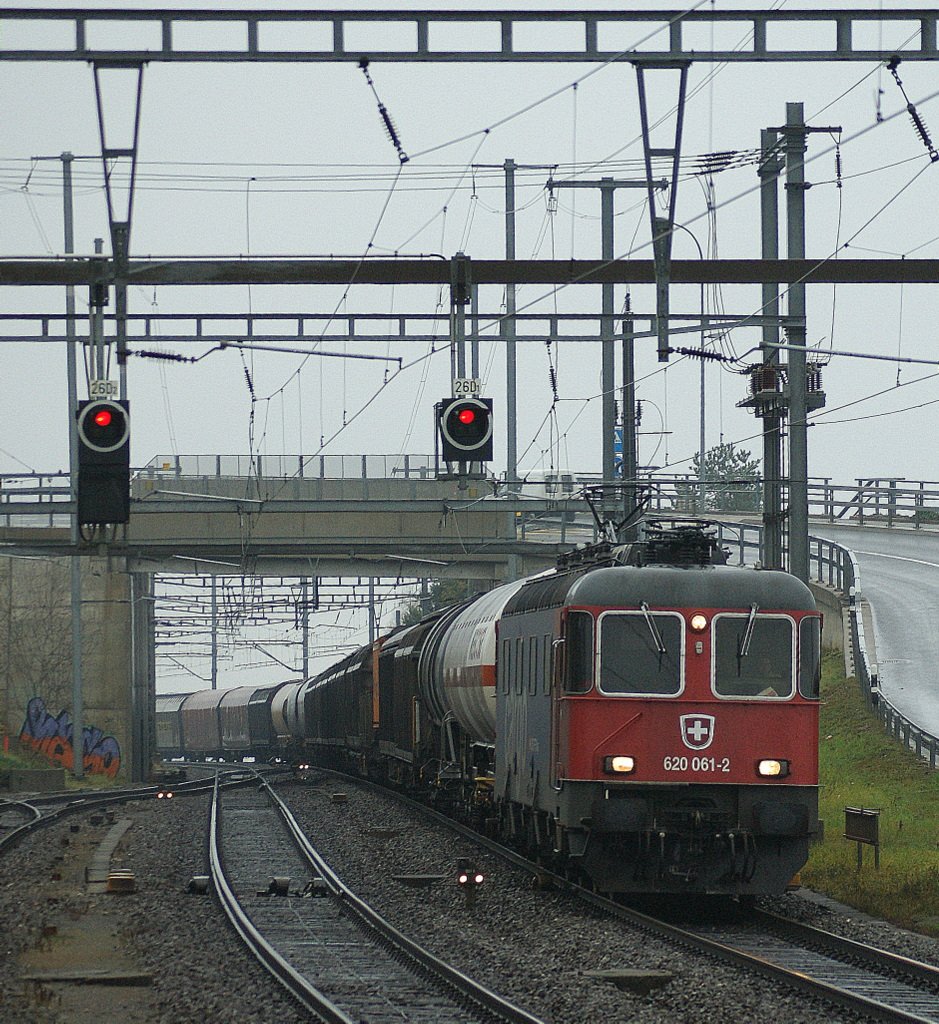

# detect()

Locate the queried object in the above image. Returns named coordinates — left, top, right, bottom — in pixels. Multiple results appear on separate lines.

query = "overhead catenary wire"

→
left=7, top=18, right=937, bottom=503
left=18, top=13, right=939, bottom=686
left=406, top=0, right=714, bottom=163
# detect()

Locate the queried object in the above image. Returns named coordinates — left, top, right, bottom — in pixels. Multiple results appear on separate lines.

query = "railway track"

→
left=699, top=907, right=939, bottom=1024
left=211, top=775, right=547, bottom=1024
left=0, top=766, right=263, bottom=854
left=303, top=769, right=939, bottom=1024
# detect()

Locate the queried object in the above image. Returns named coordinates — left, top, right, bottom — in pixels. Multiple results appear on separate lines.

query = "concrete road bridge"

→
left=0, top=454, right=601, bottom=581
left=3, top=458, right=939, bottom=783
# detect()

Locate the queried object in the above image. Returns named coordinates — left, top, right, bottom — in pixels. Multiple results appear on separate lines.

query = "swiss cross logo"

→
left=680, top=714, right=715, bottom=751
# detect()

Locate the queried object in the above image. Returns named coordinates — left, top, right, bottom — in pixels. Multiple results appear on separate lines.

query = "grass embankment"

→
left=804, top=653, right=939, bottom=936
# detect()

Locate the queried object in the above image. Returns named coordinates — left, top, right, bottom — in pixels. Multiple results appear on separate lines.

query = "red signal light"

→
left=438, top=396, right=493, bottom=461
left=93, top=409, right=113, bottom=428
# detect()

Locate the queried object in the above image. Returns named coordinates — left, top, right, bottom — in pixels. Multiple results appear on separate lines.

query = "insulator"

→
left=749, top=364, right=777, bottom=396
left=380, top=105, right=400, bottom=147
left=806, top=364, right=823, bottom=393
left=908, top=106, right=939, bottom=161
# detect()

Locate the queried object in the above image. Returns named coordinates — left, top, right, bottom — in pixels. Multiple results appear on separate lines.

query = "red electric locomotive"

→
left=303, top=525, right=821, bottom=897
left=495, top=530, right=821, bottom=895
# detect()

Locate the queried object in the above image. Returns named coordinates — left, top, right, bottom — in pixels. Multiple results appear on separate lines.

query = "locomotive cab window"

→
left=799, top=616, right=821, bottom=699
left=713, top=612, right=794, bottom=699
left=563, top=611, right=594, bottom=693
left=597, top=609, right=683, bottom=695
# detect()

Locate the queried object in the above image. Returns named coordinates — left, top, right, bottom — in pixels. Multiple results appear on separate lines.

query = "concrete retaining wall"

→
left=808, top=581, right=846, bottom=651
left=0, top=767, right=66, bottom=792
left=0, top=555, right=135, bottom=780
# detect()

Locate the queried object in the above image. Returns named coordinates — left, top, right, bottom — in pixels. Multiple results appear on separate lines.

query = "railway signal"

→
left=76, top=398, right=130, bottom=525
left=456, top=858, right=484, bottom=905
left=437, top=397, right=493, bottom=462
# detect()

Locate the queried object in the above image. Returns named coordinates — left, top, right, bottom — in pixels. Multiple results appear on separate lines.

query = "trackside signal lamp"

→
left=78, top=400, right=129, bottom=452
left=456, top=857, right=484, bottom=904
left=437, top=397, right=494, bottom=462
left=75, top=398, right=131, bottom=525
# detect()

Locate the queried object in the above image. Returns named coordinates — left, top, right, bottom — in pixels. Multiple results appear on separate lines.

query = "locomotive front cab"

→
left=534, top=565, right=822, bottom=895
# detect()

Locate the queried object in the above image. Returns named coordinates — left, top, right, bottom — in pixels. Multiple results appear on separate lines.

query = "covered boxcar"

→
left=180, top=689, right=226, bottom=758
left=155, top=693, right=191, bottom=757
left=218, top=685, right=259, bottom=754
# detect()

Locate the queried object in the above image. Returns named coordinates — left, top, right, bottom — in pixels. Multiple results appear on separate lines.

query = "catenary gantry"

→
left=1, top=8, right=938, bottom=64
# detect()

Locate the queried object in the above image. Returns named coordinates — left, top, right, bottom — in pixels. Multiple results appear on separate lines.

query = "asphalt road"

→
left=812, top=523, right=939, bottom=739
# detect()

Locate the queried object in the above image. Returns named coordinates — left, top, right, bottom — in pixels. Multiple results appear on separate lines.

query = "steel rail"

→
left=207, top=775, right=355, bottom=1024
left=0, top=767, right=255, bottom=854
left=307, top=769, right=939, bottom=1024
left=263, top=779, right=548, bottom=1024
left=753, top=907, right=939, bottom=990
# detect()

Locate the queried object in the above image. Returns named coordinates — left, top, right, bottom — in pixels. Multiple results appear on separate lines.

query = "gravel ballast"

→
left=0, top=792, right=309, bottom=1024
left=3, top=777, right=939, bottom=1024
left=281, top=774, right=938, bottom=1024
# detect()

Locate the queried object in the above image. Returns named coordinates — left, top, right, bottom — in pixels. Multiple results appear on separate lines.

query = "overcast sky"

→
left=4, top=1, right=939, bottom=687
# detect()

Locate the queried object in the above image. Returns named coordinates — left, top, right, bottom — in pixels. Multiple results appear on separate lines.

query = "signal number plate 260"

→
left=663, top=755, right=731, bottom=773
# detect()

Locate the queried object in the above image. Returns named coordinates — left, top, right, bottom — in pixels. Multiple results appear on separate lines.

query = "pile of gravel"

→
left=279, top=775, right=894, bottom=1024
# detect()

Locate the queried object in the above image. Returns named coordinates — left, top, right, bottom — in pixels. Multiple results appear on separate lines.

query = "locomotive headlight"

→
left=757, top=759, right=791, bottom=778
left=603, top=755, right=636, bottom=774
left=690, top=613, right=708, bottom=632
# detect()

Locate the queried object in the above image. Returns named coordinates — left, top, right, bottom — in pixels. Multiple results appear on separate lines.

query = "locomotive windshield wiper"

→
left=737, top=603, right=759, bottom=664
left=639, top=602, right=666, bottom=661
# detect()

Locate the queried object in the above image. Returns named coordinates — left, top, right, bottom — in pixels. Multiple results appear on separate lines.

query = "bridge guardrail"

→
left=7, top=464, right=939, bottom=526
left=719, top=520, right=939, bottom=771
left=140, top=453, right=442, bottom=480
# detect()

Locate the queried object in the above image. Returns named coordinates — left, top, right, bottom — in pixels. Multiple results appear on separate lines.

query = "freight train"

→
left=157, top=525, right=822, bottom=896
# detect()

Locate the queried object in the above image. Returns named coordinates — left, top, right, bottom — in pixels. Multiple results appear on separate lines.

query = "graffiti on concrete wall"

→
left=18, top=697, right=122, bottom=778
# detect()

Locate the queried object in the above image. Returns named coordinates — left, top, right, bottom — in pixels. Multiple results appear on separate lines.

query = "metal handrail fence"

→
left=718, top=520, right=939, bottom=771
left=9, top=462, right=939, bottom=522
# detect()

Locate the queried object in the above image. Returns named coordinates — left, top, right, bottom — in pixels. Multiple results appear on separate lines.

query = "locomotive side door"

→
left=551, top=608, right=595, bottom=788
left=550, top=613, right=566, bottom=790
left=496, top=612, right=555, bottom=810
